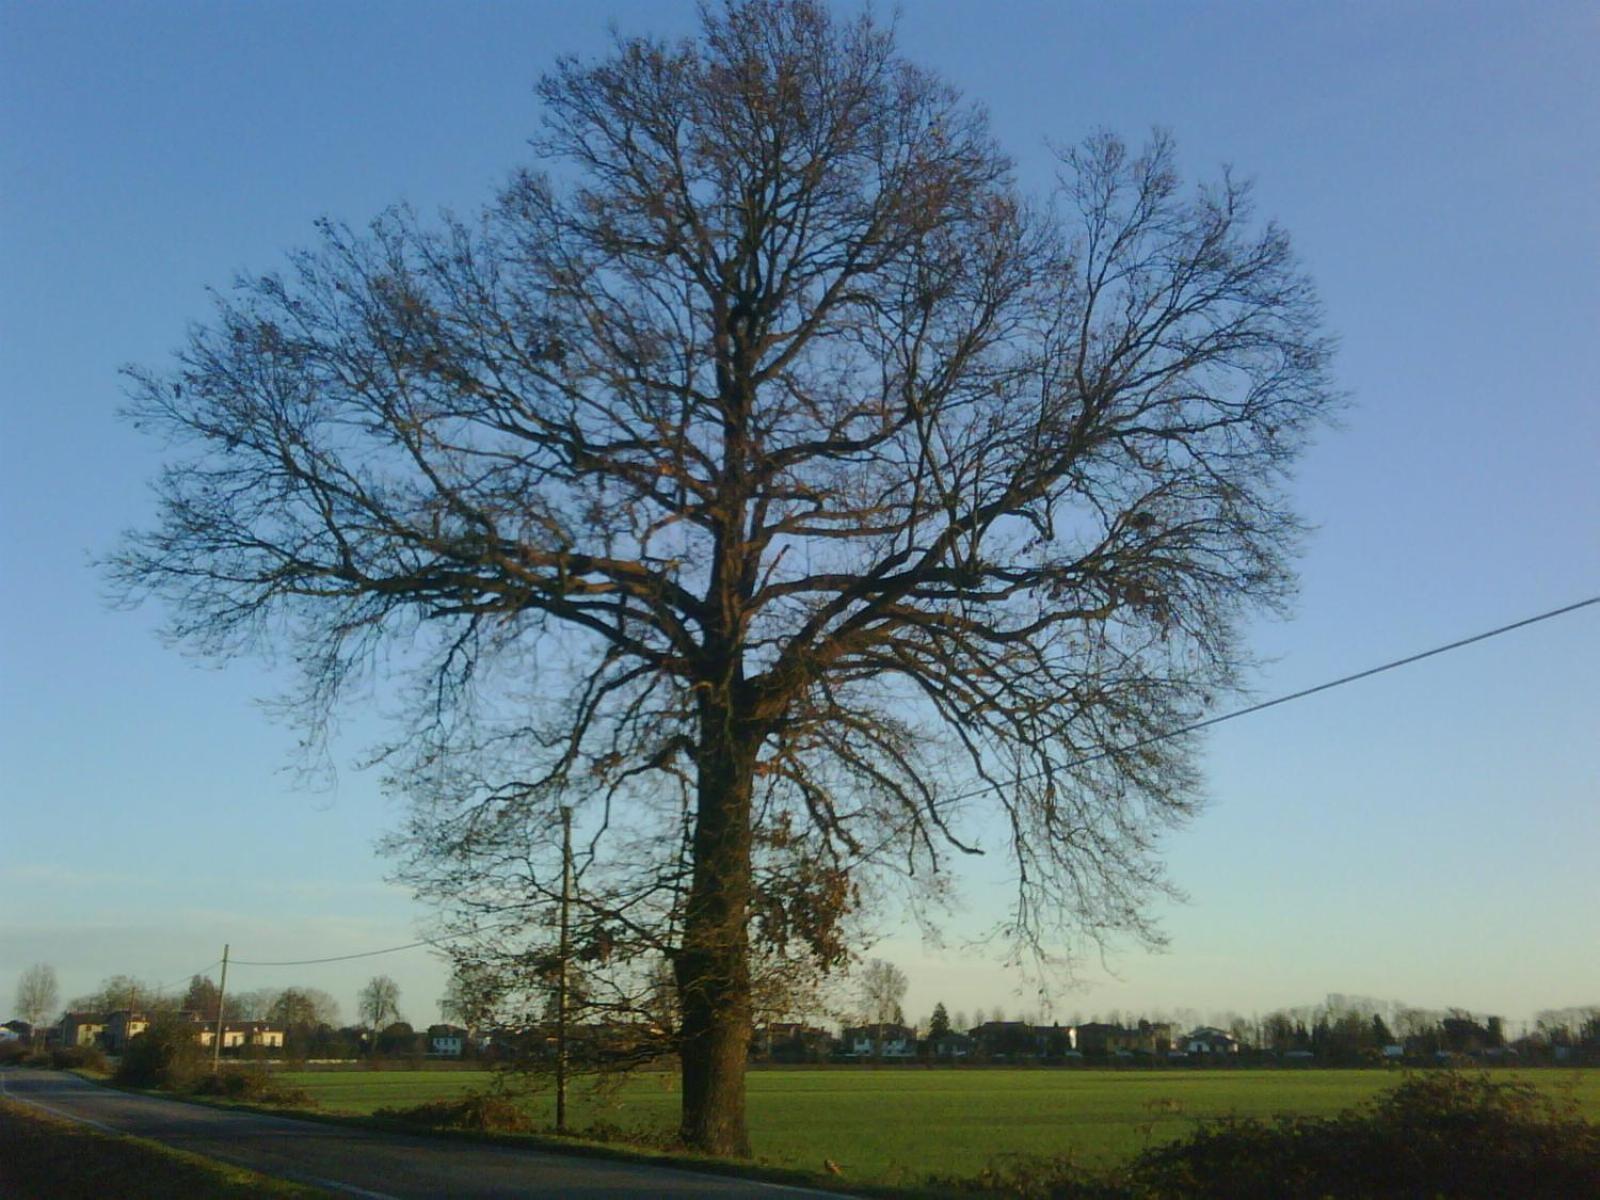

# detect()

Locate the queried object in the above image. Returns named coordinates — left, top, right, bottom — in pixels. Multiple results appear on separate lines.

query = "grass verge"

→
left=0, top=1097, right=336, bottom=1200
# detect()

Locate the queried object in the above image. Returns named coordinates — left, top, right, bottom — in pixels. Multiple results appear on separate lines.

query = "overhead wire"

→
left=213, top=593, right=1597, bottom=965
left=153, top=960, right=222, bottom=992
left=230, top=939, right=448, bottom=968
left=946, top=593, right=1600, bottom=804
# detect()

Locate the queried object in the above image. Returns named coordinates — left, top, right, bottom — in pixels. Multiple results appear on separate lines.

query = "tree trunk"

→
left=675, top=693, right=757, bottom=1156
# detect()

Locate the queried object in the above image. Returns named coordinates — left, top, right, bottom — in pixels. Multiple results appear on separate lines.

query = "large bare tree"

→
left=113, top=0, right=1334, bottom=1153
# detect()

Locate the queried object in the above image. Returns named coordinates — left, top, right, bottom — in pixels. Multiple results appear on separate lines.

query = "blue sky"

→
left=2, top=1, right=1595, bottom=1032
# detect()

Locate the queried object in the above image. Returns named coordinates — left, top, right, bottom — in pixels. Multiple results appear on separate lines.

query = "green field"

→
left=279, top=1066, right=1600, bottom=1185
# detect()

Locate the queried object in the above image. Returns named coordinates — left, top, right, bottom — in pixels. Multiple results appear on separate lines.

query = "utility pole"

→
left=212, top=944, right=229, bottom=1073
left=556, top=805, right=573, bottom=1134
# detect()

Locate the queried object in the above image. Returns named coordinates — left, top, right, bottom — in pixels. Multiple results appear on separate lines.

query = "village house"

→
left=968, top=1020, right=1038, bottom=1059
left=841, top=1023, right=917, bottom=1058
left=427, top=1024, right=468, bottom=1057
left=103, top=1010, right=150, bottom=1053
left=187, top=1018, right=286, bottom=1052
left=1183, top=1027, right=1241, bottom=1056
left=57, top=1012, right=107, bottom=1048
left=1070, top=1021, right=1174, bottom=1057
left=751, top=1022, right=834, bottom=1062
left=929, top=1030, right=975, bottom=1059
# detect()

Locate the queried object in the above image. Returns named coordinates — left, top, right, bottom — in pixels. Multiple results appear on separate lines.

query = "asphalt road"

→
left=0, top=1069, right=848, bottom=1199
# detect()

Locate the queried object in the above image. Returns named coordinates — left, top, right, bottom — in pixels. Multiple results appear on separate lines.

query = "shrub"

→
left=114, top=1016, right=207, bottom=1091
left=1134, top=1072, right=1600, bottom=1200
left=50, top=1044, right=109, bottom=1072
left=187, top=1066, right=316, bottom=1108
left=373, top=1093, right=535, bottom=1133
left=935, top=1072, right=1600, bottom=1200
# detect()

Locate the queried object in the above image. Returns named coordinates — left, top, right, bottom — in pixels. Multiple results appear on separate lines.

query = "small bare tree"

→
left=357, top=976, right=402, bottom=1035
left=857, top=958, right=908, bottom=1055
left=113, top=0, right=1334, bottom=1153
left=858, top=959, right=909, bottom=1026
left=15, top=964, right=59, bottom=1034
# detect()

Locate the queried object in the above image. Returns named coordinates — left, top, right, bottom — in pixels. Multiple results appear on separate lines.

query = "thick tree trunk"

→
left=675, top=694, right=757, bottom=1156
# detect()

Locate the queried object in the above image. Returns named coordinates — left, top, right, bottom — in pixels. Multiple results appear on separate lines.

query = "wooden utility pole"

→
left=212, top=944, right=229, bottom=1072
left=556, top=806, right=573, bottom=1133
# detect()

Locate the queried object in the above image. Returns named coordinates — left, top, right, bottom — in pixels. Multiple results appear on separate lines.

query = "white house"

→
left=842, top=1023, right=916, bottom=1058
left=428, top=1024, right=468, bottom=1057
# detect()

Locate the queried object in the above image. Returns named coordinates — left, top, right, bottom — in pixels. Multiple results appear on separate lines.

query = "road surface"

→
left=0, top=1069, right=848, bottom=1199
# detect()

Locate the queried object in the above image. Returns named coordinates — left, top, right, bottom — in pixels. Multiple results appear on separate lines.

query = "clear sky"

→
left=2, top=1, right=1596, bottom=1033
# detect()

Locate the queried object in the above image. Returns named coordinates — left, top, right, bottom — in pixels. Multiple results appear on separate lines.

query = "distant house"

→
left=178, top=1013, right=285, bottom=1051
left=753, top=1022, right=834, bottom=1062
left=103, top=1010, right=150, bottom=1053
left=1184, top=1027, right=1241, bottom=1056
left=1072, top=1022, right=1173, bottom=1057
left=969, top=1021, right=1038, bottom=1059
left=428, top=1024, right=468, bottom=1057
left=58, top=1012, right=107, bottom=1048
left=841, top=1023, right=917, bottom=1058
left=929, top=1031, right=974, bottom=1059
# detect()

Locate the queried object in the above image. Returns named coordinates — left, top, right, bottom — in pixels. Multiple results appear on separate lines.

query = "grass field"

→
left=279, top=1066, right=1600, bottom=1184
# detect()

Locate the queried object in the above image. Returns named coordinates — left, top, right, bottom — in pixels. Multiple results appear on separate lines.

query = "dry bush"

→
left=372, top=1093, right=534, bottom=1134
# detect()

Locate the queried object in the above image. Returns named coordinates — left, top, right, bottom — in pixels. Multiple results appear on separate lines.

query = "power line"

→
left=950, top=592, right=1600, bottom=803
left=230, top=922, right=529, bottom=967
left=230, top=939, right=446, bottom=967
left=153, top=960, right=222, bottom=992
left=221, top=593, right=1596, bottom=966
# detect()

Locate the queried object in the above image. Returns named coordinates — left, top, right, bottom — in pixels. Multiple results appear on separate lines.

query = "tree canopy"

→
left=114, top=0, right=1334, bottom=1153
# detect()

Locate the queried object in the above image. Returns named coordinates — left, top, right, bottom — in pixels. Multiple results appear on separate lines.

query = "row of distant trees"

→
left=899, top=995, right=1600, bottom=1065
left=18, top=959, right=1597, bottom=1068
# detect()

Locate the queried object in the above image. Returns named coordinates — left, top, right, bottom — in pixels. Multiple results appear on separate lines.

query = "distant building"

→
left=57, top=1012, right=107, bottom=1048
left=841, top=1023, right=917, bottom=1058
left=1071, top=1021, right=1173, bottom=1056
left=1184, top=1027, right=1241, bottom=1056
left=969, top=1021, right=1037, bottom=1059
left=752, top=1022, right=834, bottom=1062
left=203, top=1021, right=285, bottom=1051
left=929, top=1031, right=974, bottom=1059
left=103, top=1010, right=150, bottom=1053
left=427, top=1024, right=469, bottom=1057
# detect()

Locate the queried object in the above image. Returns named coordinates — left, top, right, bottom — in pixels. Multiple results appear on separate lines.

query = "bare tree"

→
left=14, top=964, right=59, bottom=1033
left=68, top=974, right=153, bottom=1016
left=438, top=960, right=500, bottom=1029
left=856, top=957, right=908, bottom=1055
left=228, top=987, right=281, bottom=1021
left=269, top=987, right=341, bottom=1030
left=357, top=976, right=402, bottom=1033
left=857, top=958, right=908, bottom=1027
left=113, top=0, right=1334, bottom=1153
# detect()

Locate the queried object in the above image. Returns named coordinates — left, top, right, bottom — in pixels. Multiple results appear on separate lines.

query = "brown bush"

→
left=372, top=1093, right=534, bottom=1133
left=50, top=1045, right=109, bottom=1072
left=114, top=1017, right=206, bottom=1091
left=1132, top=1072, right=1600, bottom=1200
left=188, top=1067, right=316, bottom=1108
